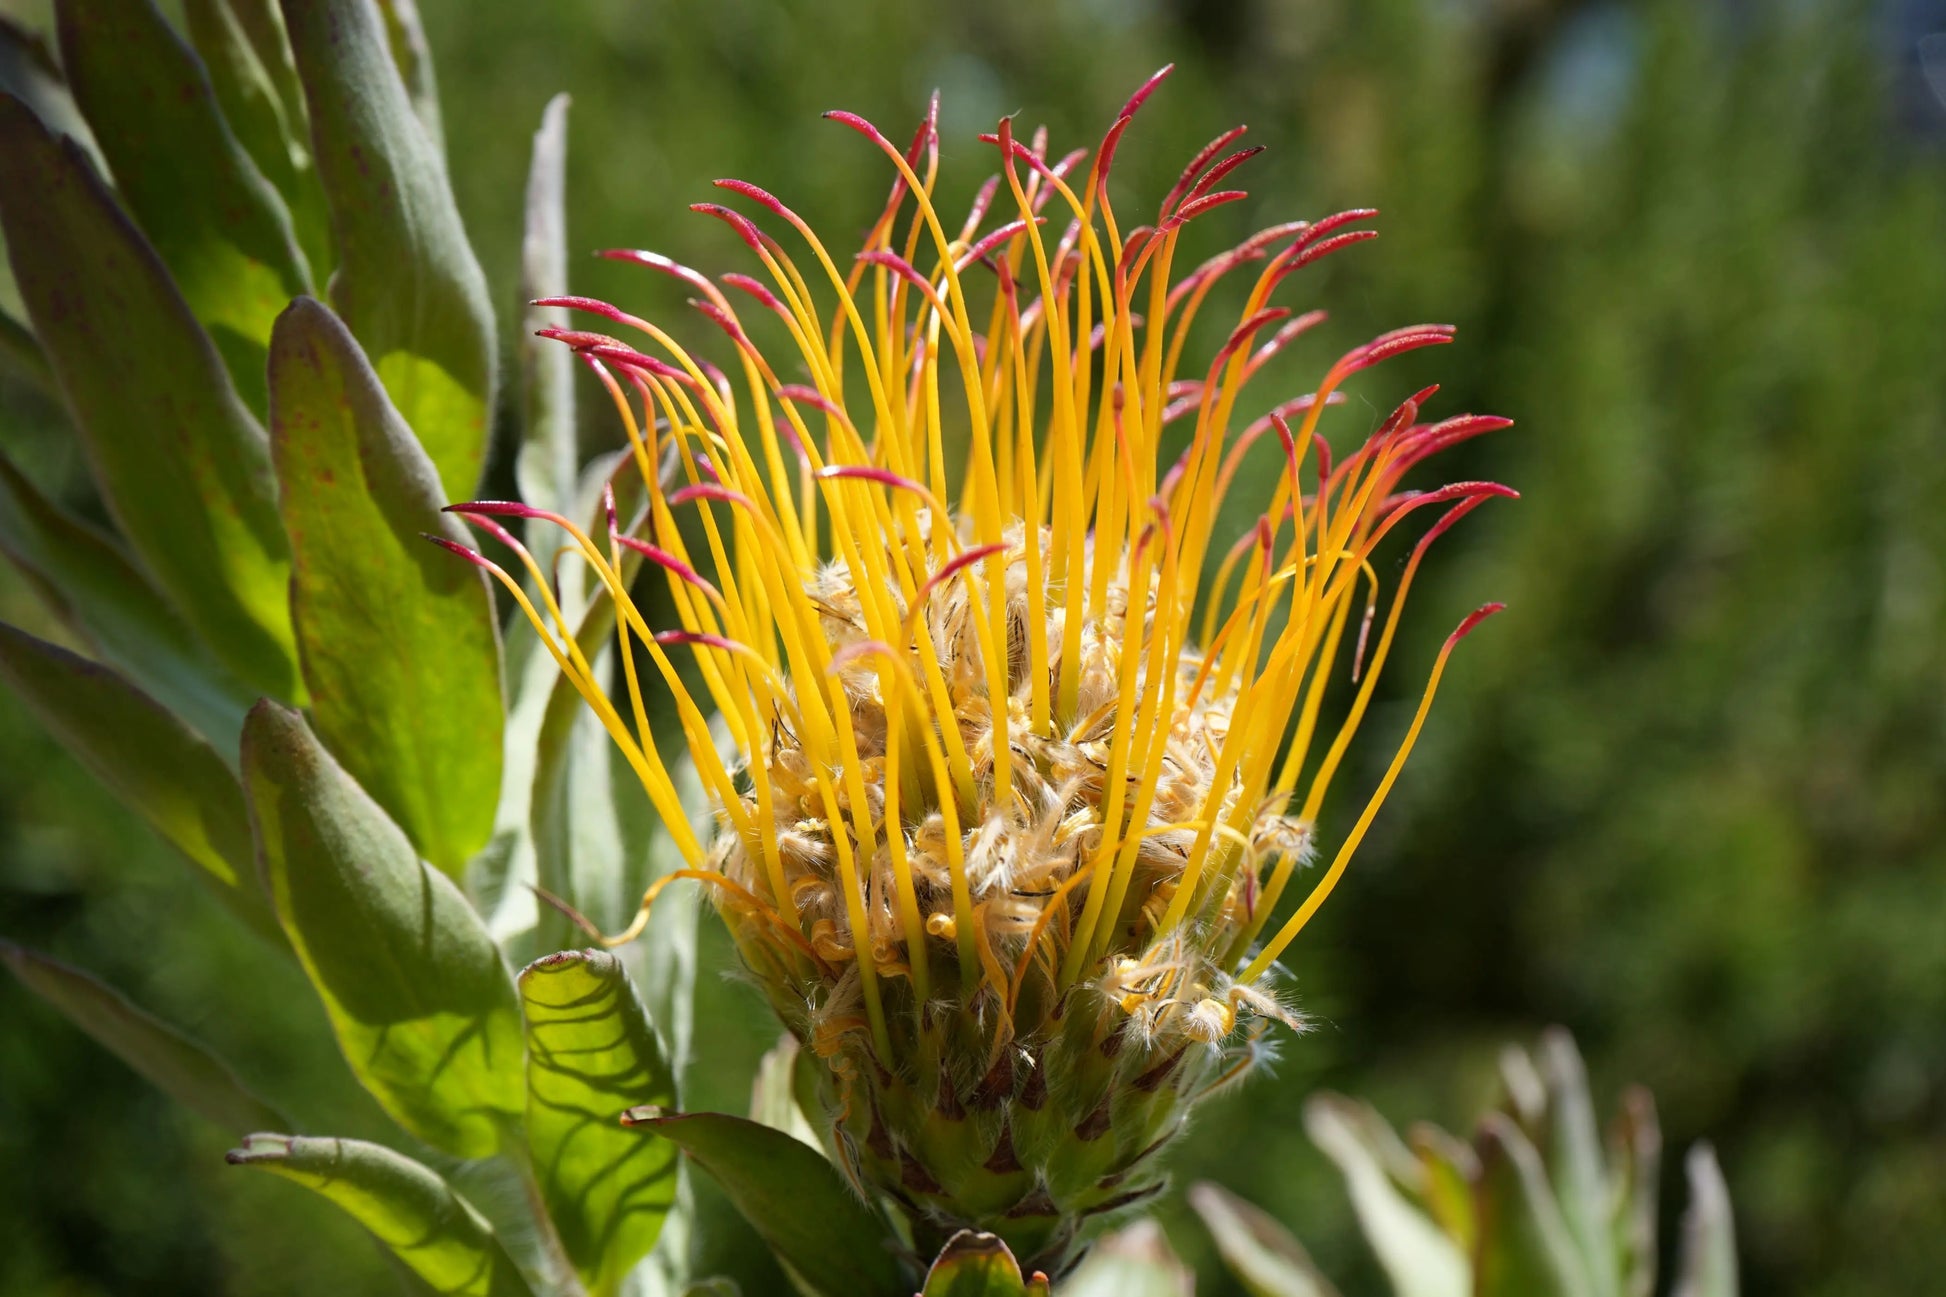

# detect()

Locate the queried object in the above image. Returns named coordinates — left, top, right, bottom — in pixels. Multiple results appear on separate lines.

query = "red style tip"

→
left=814, top=464, right=930, bottom=500
left=612, top=535, right=720, bottom=600
left=1445, top=602, right=1507, bottom=649
left=720, top=273, right=788, bottom=317
left=690, top=203, right=766, bottom=251
left=530, top=295, right=630, bottom=322
left=421, top=533, right=492, bottom=568
left=1119, top=64, right=1175, bottom=120
left=1287, top=228, right=1380, bottom=274
left=917, top=542, right=1009, bottom=610
left=1166, top=188, right=1249, bottom=231
left=773, top=385, right=844, bottom=419
left=655, top=629, right=741, bottom=653
left=822, top=109, right=892, bottom=151
left=714, top=178, right=797, bottom=225
left=444, top=499, right=542, bottom=519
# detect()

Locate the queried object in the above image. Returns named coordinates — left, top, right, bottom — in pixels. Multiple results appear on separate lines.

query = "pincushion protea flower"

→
left=437, top=66, right=1511, bottom=1270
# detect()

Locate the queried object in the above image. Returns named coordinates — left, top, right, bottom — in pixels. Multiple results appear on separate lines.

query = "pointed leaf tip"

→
left=241, top=701, right=521, bottom=1157
left=227, top=1133, right=533, bottom=1296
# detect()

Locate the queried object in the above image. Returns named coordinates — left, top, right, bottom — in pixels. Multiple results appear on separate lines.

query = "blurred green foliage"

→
left=0, top=0, right=1940, bottom=1294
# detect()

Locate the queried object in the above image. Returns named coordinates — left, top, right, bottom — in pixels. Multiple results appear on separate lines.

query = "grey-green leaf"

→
left=0, top=451, right=253, bottom=747
left=228, top=1133, right=533, bottom=1296
left=1188, top=1182, right=1342, bottom=1297
left=281, top=0, right=495, bottom=501
left=0, top=94, right=301, bottom=702
left=1608, top=1088, right=1661, bottom=1297
left=518, top=93, right=576, bottom=526
left=618, top=1107, right=908, bottom=1297
left=1471, top=1114, right=1595, bottom=1297
left=375, top=0, right=443, bottom=158
left=182, top=0, right=333, bottom=279
left=54, top=0, right=312, bottom=418
left=268, top=296, right=503, bottom=874
left=2, top=942, right=286, bottom=1132
left=1305, top=1095, right=1467, bottom=1297
left=520, top=949, right=677, bottom=1297
left=1533, top=1031, right=1618, bottom=1297
left=1057, top=1222, right=1192, bottom=1297
left=0, top=622, right=272, bottom=936
left=1671, top=1145, right=1737, bottom=1297
left=242, top=701, right=523, bottom=1157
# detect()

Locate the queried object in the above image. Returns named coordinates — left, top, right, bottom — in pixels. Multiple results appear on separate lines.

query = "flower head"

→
left=448, top=67, right=1510, bottom=1268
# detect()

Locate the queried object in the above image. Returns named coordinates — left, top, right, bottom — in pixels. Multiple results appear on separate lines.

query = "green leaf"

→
left=1056, top=1222, right=1192, bottom=1297
left=0, top=622, right=273, bottom=935
left=182, top=0, right=332, bottom=279
left=0, top=94, right=301, bottom=702
left=922, top=1230, right=1029, bottom=1297
left=1607, top=1088, right=1661, bottom=1297
left=2, top=942, right=286, bottom=1132
left=281, top=0, right=495, bottom=501
left=375, top=0, right=443, bottom=159
left=1187, top=1182, right=1341, bottom=1297
left=0, top=450, right=253, bottom=747
left=1408, top=1123, right=1482, bottom=1263
left=268, top=296, right=503, bottom=873
left=0, top=15, right=103, bottom=174
left=1671, top=1145, right=1737, bottom=1297
left=518, top=93, right=576, bottom=525
left=228, top=1133, right=533, bottom=1296
left=1532, top=1031, right=1619, bottom=1297
left=519, top=949, right=677, bottom=1297
left=1470, top=1114, right=1595, bottom=1297
left=242, top=701, right=523, bottom=1157
left=54, top=0, right=313, bottom=418
left=618, top=1107, right=908, bottom=1297
left=0, top=305, right=51, bottom=393
left=1305, top=1095, right=1467, bottom=1297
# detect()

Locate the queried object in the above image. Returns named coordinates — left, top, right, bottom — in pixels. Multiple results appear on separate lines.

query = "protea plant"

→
left=0, top=2, right=1532, bottom=1294
left=452, top=62, right=1514, bottom=1277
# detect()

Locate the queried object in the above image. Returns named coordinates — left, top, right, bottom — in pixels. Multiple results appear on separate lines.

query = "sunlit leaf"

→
left=518, top=93, right=576, bottom=525
left=1471, top=1113, right=1595, bottom=1297
left=1188, top=1182, right=1341, bottom=1297
left=0, top=622, right=272, bottom=936
left=921, top=1230, right=1029, bottom=1297
left=281, top=0, right=495, bottom=501
left=1671, top=1145, right=1738, bottom=1297
left=268, top=296, right=503, bottom=873
left=0, top=95, right=300, bottom=701
left=2, top=942, right=286, bottom=1132
left=1305, top=1095, right=1467, bottom=1297
left=228, top=1133, right=533, bottom=1296
left=0, top=450, right=252, bottom=747
left=618, top=1107, right=908, bottom=1297
left=54, top=0, right=312, bottom=418
left=242, top=701, right=523, bottom=1157
left=519, top=949, right=676, bottom=1297
left=1531, top=1031, right=1619, bottom=1297
left=182, top=0, right=332, bottom=278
